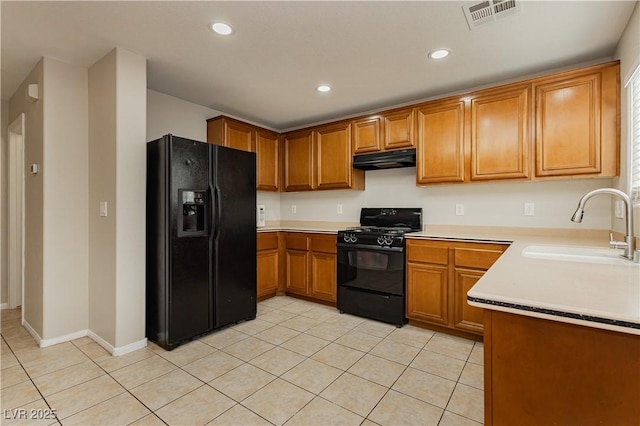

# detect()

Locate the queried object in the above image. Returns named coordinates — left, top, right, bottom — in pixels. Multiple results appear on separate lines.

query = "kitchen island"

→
left=450, top=227, right=640, bottom=426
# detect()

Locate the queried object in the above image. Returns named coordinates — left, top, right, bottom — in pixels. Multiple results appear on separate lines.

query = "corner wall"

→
left=8, top=60, right=45, bottom=336
left=88, top=47, right=147, bottom=351
left=41, top=57, right=89, bottom=340
left=1, top=100, right=8, bottom=306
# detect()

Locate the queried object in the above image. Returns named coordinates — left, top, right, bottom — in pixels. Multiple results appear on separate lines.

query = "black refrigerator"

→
left=146, top=134, right=257, bottom=350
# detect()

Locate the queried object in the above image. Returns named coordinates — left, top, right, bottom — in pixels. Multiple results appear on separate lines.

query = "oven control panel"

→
left=338, top=231, right=405, bottom=248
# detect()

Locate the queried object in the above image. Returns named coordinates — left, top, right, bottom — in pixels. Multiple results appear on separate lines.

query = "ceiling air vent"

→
left=462, top=0, right=521, bottom=30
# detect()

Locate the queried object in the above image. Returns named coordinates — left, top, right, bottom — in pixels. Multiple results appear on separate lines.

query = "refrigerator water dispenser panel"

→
left=179, top=189, right=207, bottom=237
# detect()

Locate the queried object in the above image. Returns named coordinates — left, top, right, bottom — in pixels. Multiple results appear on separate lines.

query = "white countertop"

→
left=257, top=222, right=639, bottom=335
left=408, top=226, right=640, bottom=335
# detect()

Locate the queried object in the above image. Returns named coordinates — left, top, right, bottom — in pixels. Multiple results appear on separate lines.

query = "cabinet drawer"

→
left=310, top=235, right=337, bottom=254
left=407, top=242, right=449, bottom=265
left=257, top=232, right=279, bottom=251
left=454, top=248, right=503, bottom=270
left=285, top=234, right=309, bottom=251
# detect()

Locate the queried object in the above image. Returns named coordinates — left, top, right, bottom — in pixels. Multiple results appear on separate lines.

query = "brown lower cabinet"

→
left=484, top=310, right=640, bottom=425
left=257, top=232, right=285, bottom=301
left=406, top=238, right=509, bottom=337
left=285, top=232, right=337, bottom=304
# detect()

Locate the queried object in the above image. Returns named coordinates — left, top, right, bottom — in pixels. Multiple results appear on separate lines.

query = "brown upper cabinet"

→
left=283, top=129, right=315, bottom=192
left=352, top=116, right=383, bottom=154
left=384, top=108, right=416, bottom=150
left=416, top=60, right=619, bottom=185
left=283, top=122, right=364, bottom=192
left=207, top=115, right=280, bottom=192
left=352, top=108, right=416, bottom=155
left=470, top=84, right=530, bottom=181
left=207, top=116, right=254, bottom=152
left=255, top=129, right=280, bottom=191
left=533, top=62, right=619, bottom=178
left=209, top=61, right=619, bottom=191
left=416, top=86, right=532, bottom=185
left=416, top=100, right=466, bottom=184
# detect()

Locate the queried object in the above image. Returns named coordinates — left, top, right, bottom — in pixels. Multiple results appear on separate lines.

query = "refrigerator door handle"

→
left=209, top=184, right=214, bottom=239
left=213, top=185, right=221, bottom=241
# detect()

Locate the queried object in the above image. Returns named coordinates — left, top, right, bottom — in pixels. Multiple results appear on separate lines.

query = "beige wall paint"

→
left=9, top=59, right=44, bottom=336
left=40, top=58, right=89, bottom=339
left=89, top=47, right=147, bottom=349
left=88, top=50, right=117, bottom=344
left=146, top=90, right=282, bottom=221
left=614, top=1, right=640, bottom=238
left=147, top=89, right=223, bottom=142
left=1, top=100, right=8, bottom=305
left=114, top=48, right=146, bottom=348
left=280, top=169, right=614, bottom=230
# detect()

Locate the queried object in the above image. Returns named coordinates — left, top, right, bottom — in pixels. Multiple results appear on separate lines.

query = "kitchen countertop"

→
left=408, top=225, right=640, bottom=336
left=256, top=222, right=639, bottom=335
left=257, top=220, right=355, bottom=234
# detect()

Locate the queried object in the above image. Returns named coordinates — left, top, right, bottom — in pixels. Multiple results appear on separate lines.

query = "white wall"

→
left=89, top=50, right=117, bottom=344
left=146, top=90, right=283, bottom=222
left=1, top=100, right=8, bottom=305
left=41, top=58, right=89, bottom=339
left=614, top=1, right=640, bottom=238
left=89, top=47, right=147, bottom=351
left=281, top=168, right=614, bottom=230
left=6, top=57, right=89, bottom=341
left=9, top=60, right=45, bottom=336
left=114, top=48, right=147, bottom=348
left=147, top=90, right=223, bottom=142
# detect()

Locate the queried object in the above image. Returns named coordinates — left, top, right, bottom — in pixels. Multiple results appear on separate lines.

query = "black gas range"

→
left=336, top=208, right=422, bottom=327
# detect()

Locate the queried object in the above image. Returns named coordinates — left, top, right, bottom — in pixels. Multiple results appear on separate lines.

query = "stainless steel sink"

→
left=522, top=245, right=639, bottom=266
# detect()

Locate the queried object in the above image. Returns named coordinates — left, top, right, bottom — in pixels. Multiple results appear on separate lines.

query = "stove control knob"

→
left=385, top=236, right=394, bottom=246
left=376, top=236, right=384, bottom=246
left=344, top=234, right=357, bottom=243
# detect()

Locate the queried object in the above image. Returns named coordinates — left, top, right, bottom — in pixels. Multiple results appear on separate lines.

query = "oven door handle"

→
left=336, top=243, right=404, bottom=253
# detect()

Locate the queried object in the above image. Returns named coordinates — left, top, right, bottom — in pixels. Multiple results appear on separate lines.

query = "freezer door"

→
left=211, top=145, right=257, bottom=328
left=168, top=136, right=211, bottom=343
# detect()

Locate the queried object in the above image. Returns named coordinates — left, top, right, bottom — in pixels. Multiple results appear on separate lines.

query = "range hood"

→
left=352, top=148, right=416, bottom=171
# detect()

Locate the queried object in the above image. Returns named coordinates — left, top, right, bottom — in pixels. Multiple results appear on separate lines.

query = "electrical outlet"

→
left=524, top=202, right=535, bottom=216
left=615, top=200, right=625, bottom=219
left=337, top=204, right=343, bottom=214
left=291, top=205, right=297, bottom=214
left=455, top=204, right=464, bottom=216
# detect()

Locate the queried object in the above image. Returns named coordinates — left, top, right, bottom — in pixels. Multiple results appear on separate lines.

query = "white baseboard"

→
left=88, top=331, right=147, bottom=357
left=18, top=322, right=147, bottom=357
left=39, top=329, right=89, bottom=348
left=21, top=319, right=42, bottom=346
left=0, top=303, right=9, bottom=310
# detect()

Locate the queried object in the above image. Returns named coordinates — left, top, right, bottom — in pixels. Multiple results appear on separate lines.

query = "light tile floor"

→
left=1, top=296, right=484, bottom=425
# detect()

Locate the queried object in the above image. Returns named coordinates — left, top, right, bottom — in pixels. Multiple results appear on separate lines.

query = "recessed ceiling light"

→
left=428, top=49, right=451, bottom=60
left=210, top=22, right=233, bottom=36
left=316, top=85, right=332, bottom=93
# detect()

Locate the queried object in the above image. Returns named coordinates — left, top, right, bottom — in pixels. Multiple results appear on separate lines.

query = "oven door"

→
left=337, top=243, right=405, bottom=296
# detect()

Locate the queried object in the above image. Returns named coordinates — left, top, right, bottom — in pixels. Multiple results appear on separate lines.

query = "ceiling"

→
left=1, top=1, right=637, bottom=131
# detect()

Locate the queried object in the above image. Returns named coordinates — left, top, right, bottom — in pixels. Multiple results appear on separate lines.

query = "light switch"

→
left=337, top=204, right=343, bottom=214
left=99, top=201, right=108, bottom=217
left=291, top=205, right=297, bottom=214
left=455, top=204, right=464, bottom=216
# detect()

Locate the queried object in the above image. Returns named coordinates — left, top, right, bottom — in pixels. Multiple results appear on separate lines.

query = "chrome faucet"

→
left=571, top=188, right=636, bottom=260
